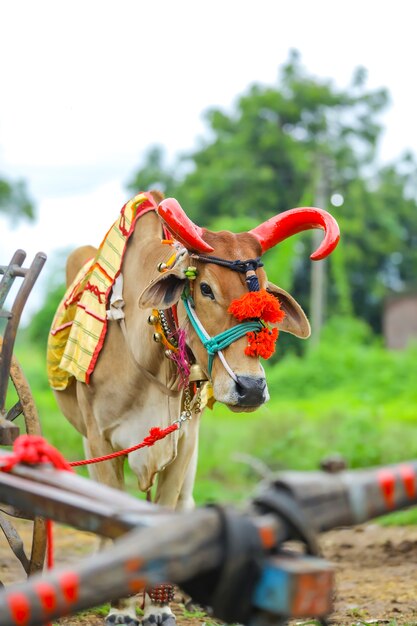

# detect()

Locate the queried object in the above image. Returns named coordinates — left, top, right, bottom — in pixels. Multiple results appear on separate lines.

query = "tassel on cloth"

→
left=228, top=289, right=285, bottom=359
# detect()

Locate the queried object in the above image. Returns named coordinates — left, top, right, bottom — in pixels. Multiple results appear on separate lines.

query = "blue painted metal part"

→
left=253, top=561, right=291, bottom=614
left=253, top=554, right=334, bottom=619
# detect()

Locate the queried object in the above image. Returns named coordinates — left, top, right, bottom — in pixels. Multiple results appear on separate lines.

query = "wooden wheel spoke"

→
left=0, top=253, right=48, bottom=581
left=0, top=337, right=47, bottom=576
left=0, top=512, right=30, bottom=574
left=6, top=400, right=23, bottom=422
left=28, top=517, right=47, bottom=574
left=0, top=414, right=19, bottom=444
left=0, top=504, right=35, bottom=520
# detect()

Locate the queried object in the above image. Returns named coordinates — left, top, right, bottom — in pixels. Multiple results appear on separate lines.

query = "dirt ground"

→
left=2, top=519, right=417, bottom=625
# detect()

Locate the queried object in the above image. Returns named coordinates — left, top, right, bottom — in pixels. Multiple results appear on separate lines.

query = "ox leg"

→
left=83, top=437, right=125, bottom=490
left=141, top=418, right=201, bottom=626
left=176, top=442, right=199, bottom=512
left=105, top=600, right=140, bottom=626
left=154, top=416, right=200, bottom=509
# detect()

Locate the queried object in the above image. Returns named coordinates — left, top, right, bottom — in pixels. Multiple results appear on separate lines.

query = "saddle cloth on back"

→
left=47, top=192, right=156, bottom=390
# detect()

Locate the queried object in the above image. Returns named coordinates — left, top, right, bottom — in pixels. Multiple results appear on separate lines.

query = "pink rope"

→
left=167, top=328, right=190, bottom=388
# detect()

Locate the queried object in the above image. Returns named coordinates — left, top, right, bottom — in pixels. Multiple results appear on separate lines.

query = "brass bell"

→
left=164, top=349, right=173, bottom=358
left=153, top=332, right=163, bottom=343
left=157, top=262, right=167, bottom=272
left=189, top=363, right=207, bottom=382
left=147, top=314, right=159, bottom=325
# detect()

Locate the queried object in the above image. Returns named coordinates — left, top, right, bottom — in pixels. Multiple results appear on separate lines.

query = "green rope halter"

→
left=182, top=294, right=263, bottom=377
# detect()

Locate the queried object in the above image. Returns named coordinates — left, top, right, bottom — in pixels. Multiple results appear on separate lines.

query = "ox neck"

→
left=117, top=316, right=181, bottom=397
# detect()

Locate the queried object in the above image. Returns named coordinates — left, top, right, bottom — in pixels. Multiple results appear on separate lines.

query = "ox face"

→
left=181, top=232, right=270, bottom=411
left=139, top=229, right=311, bottom=412
left=139, top=196, right=339, bottom=412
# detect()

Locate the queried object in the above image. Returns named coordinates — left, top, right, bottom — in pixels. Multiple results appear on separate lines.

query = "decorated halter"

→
left=182, top=294, right=264, bottom=379
left=157, top=198, right=340, bottom=380
left=189, top=253, right=265, bottom=292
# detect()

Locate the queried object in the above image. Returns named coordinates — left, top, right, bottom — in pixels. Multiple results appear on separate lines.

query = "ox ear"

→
left=138, top=264, right=187, bottom=310
left=266, top=282, right=311, bottom=339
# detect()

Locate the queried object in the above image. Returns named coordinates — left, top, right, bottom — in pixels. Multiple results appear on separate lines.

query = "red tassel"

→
left=245, top=327, right=279, bottom=359
left=228, top=289, right=285, bottom=324
left=228, top=289, right=284, bottom=359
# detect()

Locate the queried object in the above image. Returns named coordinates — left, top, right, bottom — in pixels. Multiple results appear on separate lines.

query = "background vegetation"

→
left=3, top=51, right=417, bottom=521
left=11, top=317, right=417, bottom=523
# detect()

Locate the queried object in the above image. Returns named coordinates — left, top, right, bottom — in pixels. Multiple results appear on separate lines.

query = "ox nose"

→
left=235, top=376, right=267, bottom=407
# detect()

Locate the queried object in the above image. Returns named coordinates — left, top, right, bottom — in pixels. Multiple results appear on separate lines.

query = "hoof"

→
left=183, top=598, right=212, bottom=615
left=105, top=610, right=140, bottom=625
left=142, top=612, right=176, bottom=626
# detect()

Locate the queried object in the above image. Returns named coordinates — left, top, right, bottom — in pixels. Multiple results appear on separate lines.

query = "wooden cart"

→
left=2, top=431, right=417, bottom=625
left=0, top=249, right=47, bottom=577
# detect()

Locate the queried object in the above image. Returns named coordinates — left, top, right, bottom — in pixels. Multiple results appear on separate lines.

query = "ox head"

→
left=139, top=198, right=340, bottom=412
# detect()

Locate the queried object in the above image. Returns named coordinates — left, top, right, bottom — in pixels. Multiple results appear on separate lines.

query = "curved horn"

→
left=249, top=207, right=340, bottom=260
left=157, top=198, right=214, bottom=253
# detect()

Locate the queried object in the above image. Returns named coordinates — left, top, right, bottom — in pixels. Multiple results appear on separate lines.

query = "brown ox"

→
left=51, top=191, right=339, bottom=625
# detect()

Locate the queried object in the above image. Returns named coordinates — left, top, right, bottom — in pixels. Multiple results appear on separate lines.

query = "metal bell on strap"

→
left=189, top=363, right=207, bottom=383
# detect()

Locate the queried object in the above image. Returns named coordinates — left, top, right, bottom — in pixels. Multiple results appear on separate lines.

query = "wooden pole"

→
left=309, top=163, right=328, bottom=347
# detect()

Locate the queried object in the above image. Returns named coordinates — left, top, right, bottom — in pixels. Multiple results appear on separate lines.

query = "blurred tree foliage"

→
left=26, top=250, right=67, bottom=349
left=0, top=176, right=35, bottom=221
left=127, top=145, right=177, bottom=197
left=127, top=50, right=417, bottom=333
left=28, top=282, right=65, bottom=349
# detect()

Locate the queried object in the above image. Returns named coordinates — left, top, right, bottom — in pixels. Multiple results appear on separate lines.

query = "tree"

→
left=26, top=249, right=67, bottom=349
left=0, top=176, right=35, bottom=221
left=27, top=282, right=65, bottom=349
left=126, top=145, right=178, bottom=197
left=127, top=51, right=417, bottom=333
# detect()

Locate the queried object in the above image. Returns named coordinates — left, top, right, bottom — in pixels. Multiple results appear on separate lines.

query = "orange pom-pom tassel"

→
left=245, top=327, right=279, bottom=359
left=228, top=289, right=285, bottom=324
left=228, top=289, right=284, bottom=359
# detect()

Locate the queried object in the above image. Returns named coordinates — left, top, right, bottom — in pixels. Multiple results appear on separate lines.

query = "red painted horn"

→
left=157, top=198, right=214, bottom=253
left=249, top=207, right=340, bottom=260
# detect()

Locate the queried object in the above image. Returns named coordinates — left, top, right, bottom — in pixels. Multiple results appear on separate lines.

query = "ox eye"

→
left=200, top=282, right=215, bottom=300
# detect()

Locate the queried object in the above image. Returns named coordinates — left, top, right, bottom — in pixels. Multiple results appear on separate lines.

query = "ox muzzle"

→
left=235, top=375, right=268, bottom=407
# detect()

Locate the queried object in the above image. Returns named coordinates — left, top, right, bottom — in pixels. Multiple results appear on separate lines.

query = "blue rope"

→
left=182, top=296, right=263, bottom=376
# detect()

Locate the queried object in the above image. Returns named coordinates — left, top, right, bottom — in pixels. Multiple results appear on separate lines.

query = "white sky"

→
left=1, top=0, right=416, bottom=315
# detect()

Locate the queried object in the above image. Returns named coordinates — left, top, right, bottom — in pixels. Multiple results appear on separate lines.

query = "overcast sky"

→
left=1, top=0, right=416, bottom=314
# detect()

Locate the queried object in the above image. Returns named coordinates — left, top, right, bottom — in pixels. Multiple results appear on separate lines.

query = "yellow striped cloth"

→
left=47, top=192, right=156, bottom=390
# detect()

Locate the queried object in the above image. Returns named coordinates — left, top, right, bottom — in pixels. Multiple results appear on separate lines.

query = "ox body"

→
left=51, top=191, right=339, bottom=625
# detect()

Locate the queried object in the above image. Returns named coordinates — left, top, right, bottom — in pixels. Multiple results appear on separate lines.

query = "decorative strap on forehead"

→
left=191, top=254, right=264, bottom=291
